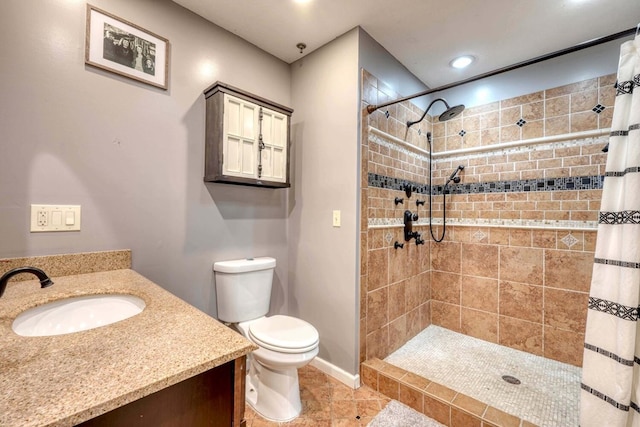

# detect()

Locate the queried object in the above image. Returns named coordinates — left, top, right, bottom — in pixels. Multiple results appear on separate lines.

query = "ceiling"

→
left=173, top=0, right=640, bottom=88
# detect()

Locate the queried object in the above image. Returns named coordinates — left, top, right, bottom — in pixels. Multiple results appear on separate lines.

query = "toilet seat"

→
left=248, top=315, right=319, bottom=354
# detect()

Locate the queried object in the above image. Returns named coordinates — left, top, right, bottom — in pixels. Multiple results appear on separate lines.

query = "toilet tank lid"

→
left=213, top=257, right=276, bottom=273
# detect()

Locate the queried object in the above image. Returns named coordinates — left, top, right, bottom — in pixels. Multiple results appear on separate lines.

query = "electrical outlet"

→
left=37, top=210, right=48, bottom=227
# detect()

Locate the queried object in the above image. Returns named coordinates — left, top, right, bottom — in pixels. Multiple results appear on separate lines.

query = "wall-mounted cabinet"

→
left=204, top=82, right=293, bottom=188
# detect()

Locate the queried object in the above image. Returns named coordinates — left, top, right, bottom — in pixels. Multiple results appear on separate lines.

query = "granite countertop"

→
left=0, top=269, right=257, bottom=427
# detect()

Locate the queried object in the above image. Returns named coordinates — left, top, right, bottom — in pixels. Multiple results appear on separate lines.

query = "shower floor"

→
left=384, top=326, right=581, bottom=427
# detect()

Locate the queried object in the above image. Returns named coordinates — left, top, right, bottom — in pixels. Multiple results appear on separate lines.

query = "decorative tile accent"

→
left=516, top=119, right=527, bottom=127
left=418, top=129, right=422, bottom=136
left=592, top=104, right=605, bottom=114
left=459, top=130, right=467, bottom=137
left=473, top=230, right=487, bottom=241
left=385, top=231, right=394, bottom=244
left=560, top=233, right=580, bottom=248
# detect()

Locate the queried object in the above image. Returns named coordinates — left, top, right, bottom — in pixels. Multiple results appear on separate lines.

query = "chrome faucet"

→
left=0, top=267, right=54, bottom=298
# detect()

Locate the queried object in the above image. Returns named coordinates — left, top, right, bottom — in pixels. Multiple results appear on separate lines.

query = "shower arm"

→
left=406, top=98, right=449, bottom=128
left=365, top=27, right=637, bottom=115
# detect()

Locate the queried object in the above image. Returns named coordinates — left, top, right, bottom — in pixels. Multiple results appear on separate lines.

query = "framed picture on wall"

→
left=85, top=5, right=169, bottom=90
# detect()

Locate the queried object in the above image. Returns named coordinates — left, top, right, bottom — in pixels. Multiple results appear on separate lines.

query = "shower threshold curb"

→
left=362, top=357, right=536, bottom=427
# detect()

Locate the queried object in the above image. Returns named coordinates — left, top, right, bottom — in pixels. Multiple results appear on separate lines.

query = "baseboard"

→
left=310, top=357, right=361, bottom=389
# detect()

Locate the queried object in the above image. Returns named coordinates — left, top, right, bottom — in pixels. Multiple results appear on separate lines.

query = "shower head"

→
left=407, top=98, right=466, bottom=128
left=438, top=104, right=465, bottom=122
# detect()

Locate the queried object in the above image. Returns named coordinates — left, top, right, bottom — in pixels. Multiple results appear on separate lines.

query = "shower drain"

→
left=502, top=375, right=521, bottom=385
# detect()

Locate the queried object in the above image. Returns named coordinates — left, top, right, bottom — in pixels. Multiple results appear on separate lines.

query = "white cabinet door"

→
left=222, top=94, right=259, bottom=179
left=222, top=94, right=288, bottom=183
left=259, top=108, right=288, bottom=182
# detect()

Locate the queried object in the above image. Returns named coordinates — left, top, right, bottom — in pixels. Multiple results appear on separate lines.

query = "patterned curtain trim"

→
left=605, top=167, right=640, bottom=177
left=610, top=122, right=640, bottom=137
left=587, top=296, right=640, bottom=320
left=599, top=211, right=640, bottom=224
left=581, top=383, right=631, bottom=411
left=615, top=74, right=640, bottom=95
left=593, top=258, right=640, bottom=269
left=584, top=343, right=635, bottom=366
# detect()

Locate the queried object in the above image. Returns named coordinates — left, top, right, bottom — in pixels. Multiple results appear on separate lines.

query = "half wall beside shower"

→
left=358, top=68, right=613, bottom=425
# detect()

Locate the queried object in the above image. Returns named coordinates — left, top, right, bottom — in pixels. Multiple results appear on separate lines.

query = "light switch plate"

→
left=332, top=210, right=341, bottom=227
left=30, top=204, right=81, bottom=232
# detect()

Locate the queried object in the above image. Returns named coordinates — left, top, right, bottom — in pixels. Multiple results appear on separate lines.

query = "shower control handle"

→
left=404, top=210, right=418, bottom=222
left=394, top=197, right=404, bottom=206
left=403, top=210, right=419, bottom=242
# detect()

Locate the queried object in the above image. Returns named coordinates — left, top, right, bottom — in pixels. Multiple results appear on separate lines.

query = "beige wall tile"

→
left=571, top=111, right=598, bottom=133
left=499, top=246, right=544, bottom=285
left=499, top=281, right=543, bottom=323
left=367, top=287, right=389, bottom=333
left=462, top=276, right=499, bottom=313
left=500, top=125, right=521, bottom=143
left=544, top=288, right=589, bottom=333
left=368, top=248, right=389, bottom=291
left=545, top=115, right=570, bottom=136
left=431, top=301, right=461, bottom=332
left=431, top=241, right=461, bottom=273
left=499, top=316, right=543, bottom=355
left=571, top=89, right=598, bottom=113
left=431, top=271, right=461, bottom=304
left=544, top=250, right=593, bottom=292
left=461, top=243, right=499, bottom=279
left=461, top=308, right=498, bottom=343
left=545, top=96, right=570, bottom=117
left=388, top=281, right=406, bottom=321
left=532, top=230, right=557, bottom=248
left=366, top=326, right=389, bottom=360
left=522, top=101, right=544, bottom=121
left=544, top=326, right=585, bottom=366
left=389, top=316, right=407, bottom=353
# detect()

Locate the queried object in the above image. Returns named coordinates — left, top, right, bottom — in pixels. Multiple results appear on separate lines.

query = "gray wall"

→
left=0, top=0, right=292, bottom=316
left=289, top=28, right=361, bottom=375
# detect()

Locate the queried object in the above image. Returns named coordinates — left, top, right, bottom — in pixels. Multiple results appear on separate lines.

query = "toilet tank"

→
left=213, top=257, right=276, bottom=323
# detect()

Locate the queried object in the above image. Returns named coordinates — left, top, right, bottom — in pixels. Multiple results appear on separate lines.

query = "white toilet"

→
left=213, top=257, right=319, bottom=422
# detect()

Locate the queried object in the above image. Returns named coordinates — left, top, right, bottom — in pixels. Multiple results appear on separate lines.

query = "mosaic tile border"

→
left=368, top=172, right=603, bottom=196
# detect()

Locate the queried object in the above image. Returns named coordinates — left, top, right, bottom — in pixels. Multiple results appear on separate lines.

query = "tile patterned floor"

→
left=243, top=365, right=391, bottom=426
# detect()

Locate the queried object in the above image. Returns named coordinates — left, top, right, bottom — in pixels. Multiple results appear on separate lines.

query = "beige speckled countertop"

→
left=0, top=269, right=257, bottom=427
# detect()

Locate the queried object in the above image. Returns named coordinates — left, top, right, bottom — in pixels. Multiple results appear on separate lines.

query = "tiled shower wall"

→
left=360, top=69, right=616, bottom=368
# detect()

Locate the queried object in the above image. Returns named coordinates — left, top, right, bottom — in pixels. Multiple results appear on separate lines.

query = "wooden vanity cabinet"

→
left=76, top=356, right=247, bottom=427
left=203, top=82, right=293, bottom=188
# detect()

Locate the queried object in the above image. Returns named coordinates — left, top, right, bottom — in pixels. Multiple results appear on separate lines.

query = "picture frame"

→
left=85, top=5, right=169, bottom=90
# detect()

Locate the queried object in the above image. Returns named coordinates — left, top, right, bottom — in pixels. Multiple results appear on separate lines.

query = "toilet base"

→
left=245, top=358, right=302, bottom=422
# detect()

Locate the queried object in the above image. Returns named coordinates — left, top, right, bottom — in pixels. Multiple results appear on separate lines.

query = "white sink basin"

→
left=12, top=294, right=146, bottom=337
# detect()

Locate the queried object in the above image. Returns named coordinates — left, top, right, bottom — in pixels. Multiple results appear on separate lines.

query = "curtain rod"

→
left=366, top=27, right=637, bottom=114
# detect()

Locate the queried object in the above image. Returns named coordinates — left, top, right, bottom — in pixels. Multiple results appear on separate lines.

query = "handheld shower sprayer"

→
left=446, top=165, right=465, bottom=185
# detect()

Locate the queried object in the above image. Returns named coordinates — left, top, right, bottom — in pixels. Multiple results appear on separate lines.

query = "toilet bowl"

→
left=213, top=257, right=320, bottom=422
left=235, top=315, right=319, bottom=421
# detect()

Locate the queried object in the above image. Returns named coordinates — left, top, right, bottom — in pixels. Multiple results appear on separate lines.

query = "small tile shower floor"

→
left=384, top=325, right=582, bottom=427
left=243, top=364, right=391, bottom=426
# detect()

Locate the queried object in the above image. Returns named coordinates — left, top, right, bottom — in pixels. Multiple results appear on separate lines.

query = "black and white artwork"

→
left=85, top=5, right=169, bottom=89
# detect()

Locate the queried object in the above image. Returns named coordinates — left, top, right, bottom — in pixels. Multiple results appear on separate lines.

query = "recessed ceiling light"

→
left=450, top=55, right=475, bottom=69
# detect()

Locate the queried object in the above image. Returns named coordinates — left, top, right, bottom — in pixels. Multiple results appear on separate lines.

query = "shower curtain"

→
left=581, top=34, right=640, bottom=426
